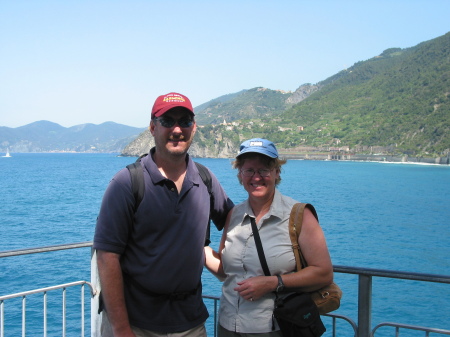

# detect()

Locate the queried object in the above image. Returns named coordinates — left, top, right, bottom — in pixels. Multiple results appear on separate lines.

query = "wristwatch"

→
left=276, top=274, right=285, bottom=292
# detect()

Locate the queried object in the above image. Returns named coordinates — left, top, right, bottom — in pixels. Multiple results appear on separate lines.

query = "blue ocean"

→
left=1, top=153, right=449, bottom=336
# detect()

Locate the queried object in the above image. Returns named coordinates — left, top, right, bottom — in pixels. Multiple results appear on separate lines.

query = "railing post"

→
left=91, top=248, right=101, bottom=337
left=22, top=296, right=26, bottom=337
left=1, top=300, right=4, bottom=337
left=358, top=274, right=372, bottom=337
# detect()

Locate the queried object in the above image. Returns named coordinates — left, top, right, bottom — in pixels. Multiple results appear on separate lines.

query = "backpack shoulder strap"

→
left=289, top=203, right=319, bottom=271
left=194, top=162, right=215, bottom=246
left=194, top=162, right=212, bottom=195
left=126, top=154, right=148, bottom=212
left=125, top=158, right=215, bottom=245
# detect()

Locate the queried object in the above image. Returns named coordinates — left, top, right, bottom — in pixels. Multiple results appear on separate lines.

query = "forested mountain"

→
left=194, top=88, right=301, bottom=125
left=124, top=32, right=449, bottom=158
left=0, top=121, right=145, bottom=153
left=278, top=32, right=450, bottom=155
left=193, top=85, right=320, bottom=126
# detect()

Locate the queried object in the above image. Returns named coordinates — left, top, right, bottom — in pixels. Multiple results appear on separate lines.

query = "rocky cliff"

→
left=120, top=129, right=239, bottom=158
left=120, top=129, right=154, bottom=156
left=285, top=83, right=321, bottom=104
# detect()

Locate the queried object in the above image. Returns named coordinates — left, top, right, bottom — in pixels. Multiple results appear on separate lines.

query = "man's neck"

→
left=152, top=150, right=188, bottom=181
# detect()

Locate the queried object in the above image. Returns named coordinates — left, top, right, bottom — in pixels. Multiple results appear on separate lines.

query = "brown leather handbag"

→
left=289, top=203, right=343, bottom=314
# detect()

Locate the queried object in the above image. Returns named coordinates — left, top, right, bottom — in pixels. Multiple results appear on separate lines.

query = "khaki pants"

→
left=101, top=312, right=207, bottom=337
left=218, top=324, right=282, bottom=337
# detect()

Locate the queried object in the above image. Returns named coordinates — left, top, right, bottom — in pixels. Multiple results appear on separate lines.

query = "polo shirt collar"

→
left=142, top=147, right=199, bottom=186
left=242, top=188, right=284, bottom=223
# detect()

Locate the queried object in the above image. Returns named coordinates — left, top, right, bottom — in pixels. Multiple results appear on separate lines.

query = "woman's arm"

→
left=281, top=207, right=334, bottom=292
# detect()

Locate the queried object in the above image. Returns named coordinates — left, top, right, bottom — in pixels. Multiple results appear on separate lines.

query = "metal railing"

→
left=1, top=242, right=450, bottom=337
left=333, top=265, right=450, bottom=337
left=0, top=243, right=97, bottom=337
left=0, top=281, right=95, bottom=337
left=372, top=322, right=450, bottom=336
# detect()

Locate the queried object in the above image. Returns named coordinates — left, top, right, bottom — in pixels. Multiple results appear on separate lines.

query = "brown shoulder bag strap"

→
left=289, top=202, right=319, bottom=271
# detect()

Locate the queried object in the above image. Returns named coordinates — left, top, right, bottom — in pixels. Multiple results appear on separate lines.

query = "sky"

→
left=1, top=1, right=449, bottom=128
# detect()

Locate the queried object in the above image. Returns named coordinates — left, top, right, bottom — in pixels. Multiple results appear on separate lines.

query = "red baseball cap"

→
left=151, top=92, right=195, bottom=118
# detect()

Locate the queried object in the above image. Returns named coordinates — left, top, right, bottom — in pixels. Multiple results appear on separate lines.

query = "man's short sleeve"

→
left=93, top=168, right=135, bottom=254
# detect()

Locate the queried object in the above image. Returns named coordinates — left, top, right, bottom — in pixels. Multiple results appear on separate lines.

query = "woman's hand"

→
left=234, top=275, right=277, bottom=301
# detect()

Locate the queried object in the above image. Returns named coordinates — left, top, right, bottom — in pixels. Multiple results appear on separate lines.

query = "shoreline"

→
left=3, top=151, right=450, bottom=166
left=279, top=153, right=450, bottom=166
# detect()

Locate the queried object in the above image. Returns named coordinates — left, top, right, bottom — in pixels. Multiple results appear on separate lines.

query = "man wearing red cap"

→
left=94, top=92, right=234, bottom=336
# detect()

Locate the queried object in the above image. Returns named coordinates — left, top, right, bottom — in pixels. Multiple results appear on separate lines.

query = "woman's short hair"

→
left=232, top=152, right=287, bottom=186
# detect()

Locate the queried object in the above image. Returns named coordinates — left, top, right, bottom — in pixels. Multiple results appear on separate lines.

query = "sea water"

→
left=0, top=153, right=449, bottom=336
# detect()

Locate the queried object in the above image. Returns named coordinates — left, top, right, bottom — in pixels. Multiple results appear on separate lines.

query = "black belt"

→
left=123, top=273, right=199, bottom=300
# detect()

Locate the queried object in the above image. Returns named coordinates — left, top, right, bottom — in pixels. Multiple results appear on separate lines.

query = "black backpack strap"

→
left=194, top=162, right=213, bottom=198
left=194, top=162, right=215, bottom=246
left=125, top=157, right=215, bottom=245
left=126, top=154, right=148, bottom=212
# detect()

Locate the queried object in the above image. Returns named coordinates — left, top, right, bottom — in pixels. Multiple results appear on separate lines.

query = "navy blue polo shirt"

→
left=94, top=148, right=233, bottom=332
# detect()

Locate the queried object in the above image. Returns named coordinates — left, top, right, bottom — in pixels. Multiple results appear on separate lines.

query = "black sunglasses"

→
left=154, top=117, right=194, bottom=128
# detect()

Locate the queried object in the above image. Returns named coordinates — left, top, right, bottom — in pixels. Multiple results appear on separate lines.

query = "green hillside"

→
left=273, top=32, right=450, bottom=155
left=195, top=87, right=293, bottom=125
left=194, top=32, right=449, bottom=157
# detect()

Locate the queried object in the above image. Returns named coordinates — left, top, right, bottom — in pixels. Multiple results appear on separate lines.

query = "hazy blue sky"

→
left=1, top=1, right=449, bottom=128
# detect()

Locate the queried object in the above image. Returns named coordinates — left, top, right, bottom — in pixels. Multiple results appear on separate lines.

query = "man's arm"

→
left=97, top=250, right=135, bottom=337
left=209, top=171, right=234, bottom=231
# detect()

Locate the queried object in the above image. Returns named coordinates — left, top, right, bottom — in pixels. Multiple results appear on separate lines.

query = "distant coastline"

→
left=4, top=151, right=449, bottom=166
left=278, top=152, right=450, bottom=165
left=122, top=150, right=450, bottom=166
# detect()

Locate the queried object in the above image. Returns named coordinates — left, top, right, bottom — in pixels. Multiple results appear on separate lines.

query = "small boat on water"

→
left=3, top=149, right=11, bottom=157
